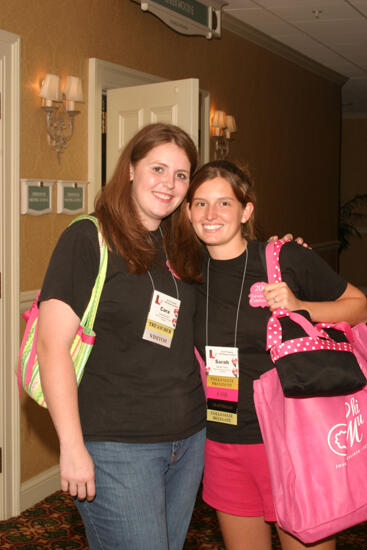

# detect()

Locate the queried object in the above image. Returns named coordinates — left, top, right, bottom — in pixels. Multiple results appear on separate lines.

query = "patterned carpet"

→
left=0, top=490, right=366, bottom=549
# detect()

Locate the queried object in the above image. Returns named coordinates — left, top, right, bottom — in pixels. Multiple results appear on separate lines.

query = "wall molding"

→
left=0, top=29, right=21, bottom=521
left=20, top=465, right=60, bottom=512
left=310, top=240, right=340, bottom=252
left=343, top=112, right=367, bottom=120
left=20, top=290, right=39, bottom=314
left=222, top=12, right=347, bottom=86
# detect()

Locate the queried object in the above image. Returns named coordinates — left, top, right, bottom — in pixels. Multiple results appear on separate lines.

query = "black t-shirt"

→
left=195, top=240, right=347, bottom=444
left=39, top=218, right=206, bottom=443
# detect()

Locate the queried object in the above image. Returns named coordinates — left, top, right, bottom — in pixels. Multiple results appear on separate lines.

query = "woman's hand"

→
left=264, top=282, right=367, bottom=323
left=60, top=442, right=95, bottom=501
left=268, top=234, right=311, bottom=248
left=263, top=282, right=304, bottom=313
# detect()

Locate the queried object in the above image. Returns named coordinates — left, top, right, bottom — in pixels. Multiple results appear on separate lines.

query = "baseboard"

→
left=20, top=465, right=60, bottom=512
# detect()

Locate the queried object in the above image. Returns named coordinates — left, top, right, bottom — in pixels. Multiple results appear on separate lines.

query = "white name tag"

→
left=143, top=290, right=181, bottom=348
left=205, top=345, right=239, bottom=377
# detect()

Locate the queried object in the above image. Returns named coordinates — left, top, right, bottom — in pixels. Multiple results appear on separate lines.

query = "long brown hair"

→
left=94, top=123, right=200, bottom=280
left=174, top=160, right=257, bottom=280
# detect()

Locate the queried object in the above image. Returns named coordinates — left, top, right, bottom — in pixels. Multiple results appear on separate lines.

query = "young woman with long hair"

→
left=184, top=160, right=367, bottom=550
left=37, top=123, right=206, bottom=550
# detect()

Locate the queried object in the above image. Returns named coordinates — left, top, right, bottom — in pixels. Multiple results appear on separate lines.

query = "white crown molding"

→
left=222, top=12, right=347, bottom=86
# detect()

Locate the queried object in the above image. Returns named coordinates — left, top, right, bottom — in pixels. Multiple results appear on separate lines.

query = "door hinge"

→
left=0, top=447, right=2, bottom=474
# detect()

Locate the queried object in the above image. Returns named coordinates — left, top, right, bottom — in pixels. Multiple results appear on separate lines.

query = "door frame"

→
left=0, top=29, right=20, bottom=520
left=88, top=58, right=210, bottom=211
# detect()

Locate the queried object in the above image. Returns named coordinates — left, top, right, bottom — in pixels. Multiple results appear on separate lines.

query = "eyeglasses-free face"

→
left=130, top=142, right=191, bottom=231
left=187, top=177, right=254, bottom=259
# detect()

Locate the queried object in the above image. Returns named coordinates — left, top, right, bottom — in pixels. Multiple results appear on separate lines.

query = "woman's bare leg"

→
left=217, top=511, right=272, bottom=550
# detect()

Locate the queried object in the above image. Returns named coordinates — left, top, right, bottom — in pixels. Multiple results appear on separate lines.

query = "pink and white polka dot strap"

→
left=316, top=321, right=354, bottom=344
left=265, top=239, right=289, bottom=284
left=264, top=239, right=355, bottom=362
left=266, top=308, right=330, bottom=350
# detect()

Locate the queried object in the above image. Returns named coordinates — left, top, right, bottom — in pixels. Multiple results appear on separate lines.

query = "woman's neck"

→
left=207, top=238, right=247, bottom=260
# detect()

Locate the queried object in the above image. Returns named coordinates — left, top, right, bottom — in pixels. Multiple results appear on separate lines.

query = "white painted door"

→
left=106, top=78, right=199, bottom=180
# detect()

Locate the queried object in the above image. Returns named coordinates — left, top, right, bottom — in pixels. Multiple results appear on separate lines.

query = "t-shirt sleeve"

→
left=39, top=219, right=100, bottom=319
left=279, top=241, right=347, bottom=302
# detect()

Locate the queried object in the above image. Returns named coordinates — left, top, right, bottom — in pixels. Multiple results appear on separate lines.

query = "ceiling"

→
left=222, top=0, right=367, bottom=114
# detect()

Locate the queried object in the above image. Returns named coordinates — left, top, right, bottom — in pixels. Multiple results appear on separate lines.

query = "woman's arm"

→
left=37, top=298, right=95, bottom=501
left=264, top=281, right=367, bottom=325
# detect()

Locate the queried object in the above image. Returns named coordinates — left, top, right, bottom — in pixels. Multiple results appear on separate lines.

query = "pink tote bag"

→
left=194, top=346, right=207, bottom=395
left=254, top=369, right=367, bottom=543
left=352, top=322, right=367, bottom=377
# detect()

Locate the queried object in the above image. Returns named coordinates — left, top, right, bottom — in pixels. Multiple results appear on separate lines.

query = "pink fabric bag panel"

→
left=254, top=369, right=367, bottom=544
left=194, top=346, right=207, bottom=396
left=316, top=320, right=367, bottom=378
left=351, top=322, right=367, bottom=377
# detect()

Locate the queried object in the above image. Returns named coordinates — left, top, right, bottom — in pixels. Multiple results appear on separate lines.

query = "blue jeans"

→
left=75, top=428, right=205, bottom=550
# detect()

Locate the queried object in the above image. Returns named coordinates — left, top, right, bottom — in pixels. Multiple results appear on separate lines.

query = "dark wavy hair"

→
left=94, top=123, right=200, bottom=280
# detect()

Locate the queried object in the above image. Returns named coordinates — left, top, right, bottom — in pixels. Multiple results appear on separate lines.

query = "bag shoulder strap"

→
left=68, top=215, right=108, bottom=329
left=265, top=239, right=289, bottom=284
left=264, top=239, right=331, bottom=349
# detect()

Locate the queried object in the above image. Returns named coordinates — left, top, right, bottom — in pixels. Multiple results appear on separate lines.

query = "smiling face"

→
left=187, top=177, right=254, bottom=259
left=130, top=142, right=191, bottom=230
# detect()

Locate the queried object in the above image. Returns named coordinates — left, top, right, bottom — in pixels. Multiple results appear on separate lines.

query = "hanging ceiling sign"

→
left=133, top=0, right=227, bottom=38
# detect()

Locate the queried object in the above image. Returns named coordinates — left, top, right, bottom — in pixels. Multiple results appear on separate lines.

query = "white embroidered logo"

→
left=328, top=397, right=364, bottom=457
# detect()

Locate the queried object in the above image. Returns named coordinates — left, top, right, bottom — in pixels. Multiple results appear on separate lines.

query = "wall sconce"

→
left=39, top=73, right=83, bottom=162
left=211, top=110, right=237, bottom=160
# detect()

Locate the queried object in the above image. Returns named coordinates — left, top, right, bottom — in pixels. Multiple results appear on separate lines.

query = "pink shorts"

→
left=202, top=439, right=276, bottom=522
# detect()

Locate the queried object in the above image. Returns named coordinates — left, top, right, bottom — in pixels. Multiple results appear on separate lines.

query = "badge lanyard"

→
left=142, top=229, right=181, bottom=348
left=205, top=248, right=248, bottom=425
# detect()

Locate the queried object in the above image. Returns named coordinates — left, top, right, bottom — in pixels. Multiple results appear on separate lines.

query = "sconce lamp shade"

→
left=211, top=109, right=237, bottom=160
left=212, top=110, right=226, bottom=129
left=63, top=76, right=83, bottom=102
left=225, top=115, right=237, bottom=133
left=39, top=74, right=61, bottom=101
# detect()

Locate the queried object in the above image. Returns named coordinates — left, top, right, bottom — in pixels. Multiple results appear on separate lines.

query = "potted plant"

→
left=339, top=194, right=367, bottom=253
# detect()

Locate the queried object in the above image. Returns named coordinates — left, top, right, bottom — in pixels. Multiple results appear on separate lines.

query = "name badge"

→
left=205, top=345, right=239, bottom=425
left=143, top=290, right=180, bottom=348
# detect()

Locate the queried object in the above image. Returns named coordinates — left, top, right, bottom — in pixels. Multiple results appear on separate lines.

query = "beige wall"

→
left=1, top=0, right=342, bottom=482
left=340, top=116, right=367, bottom=288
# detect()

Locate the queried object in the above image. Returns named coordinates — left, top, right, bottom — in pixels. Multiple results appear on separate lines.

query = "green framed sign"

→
left=57, top=181, right=88, bottom=214
left=21, top=179, right=54, bottom=215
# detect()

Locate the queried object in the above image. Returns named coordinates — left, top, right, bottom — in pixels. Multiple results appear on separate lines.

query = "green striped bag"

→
left=17, top=215, right=108, bottom=408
